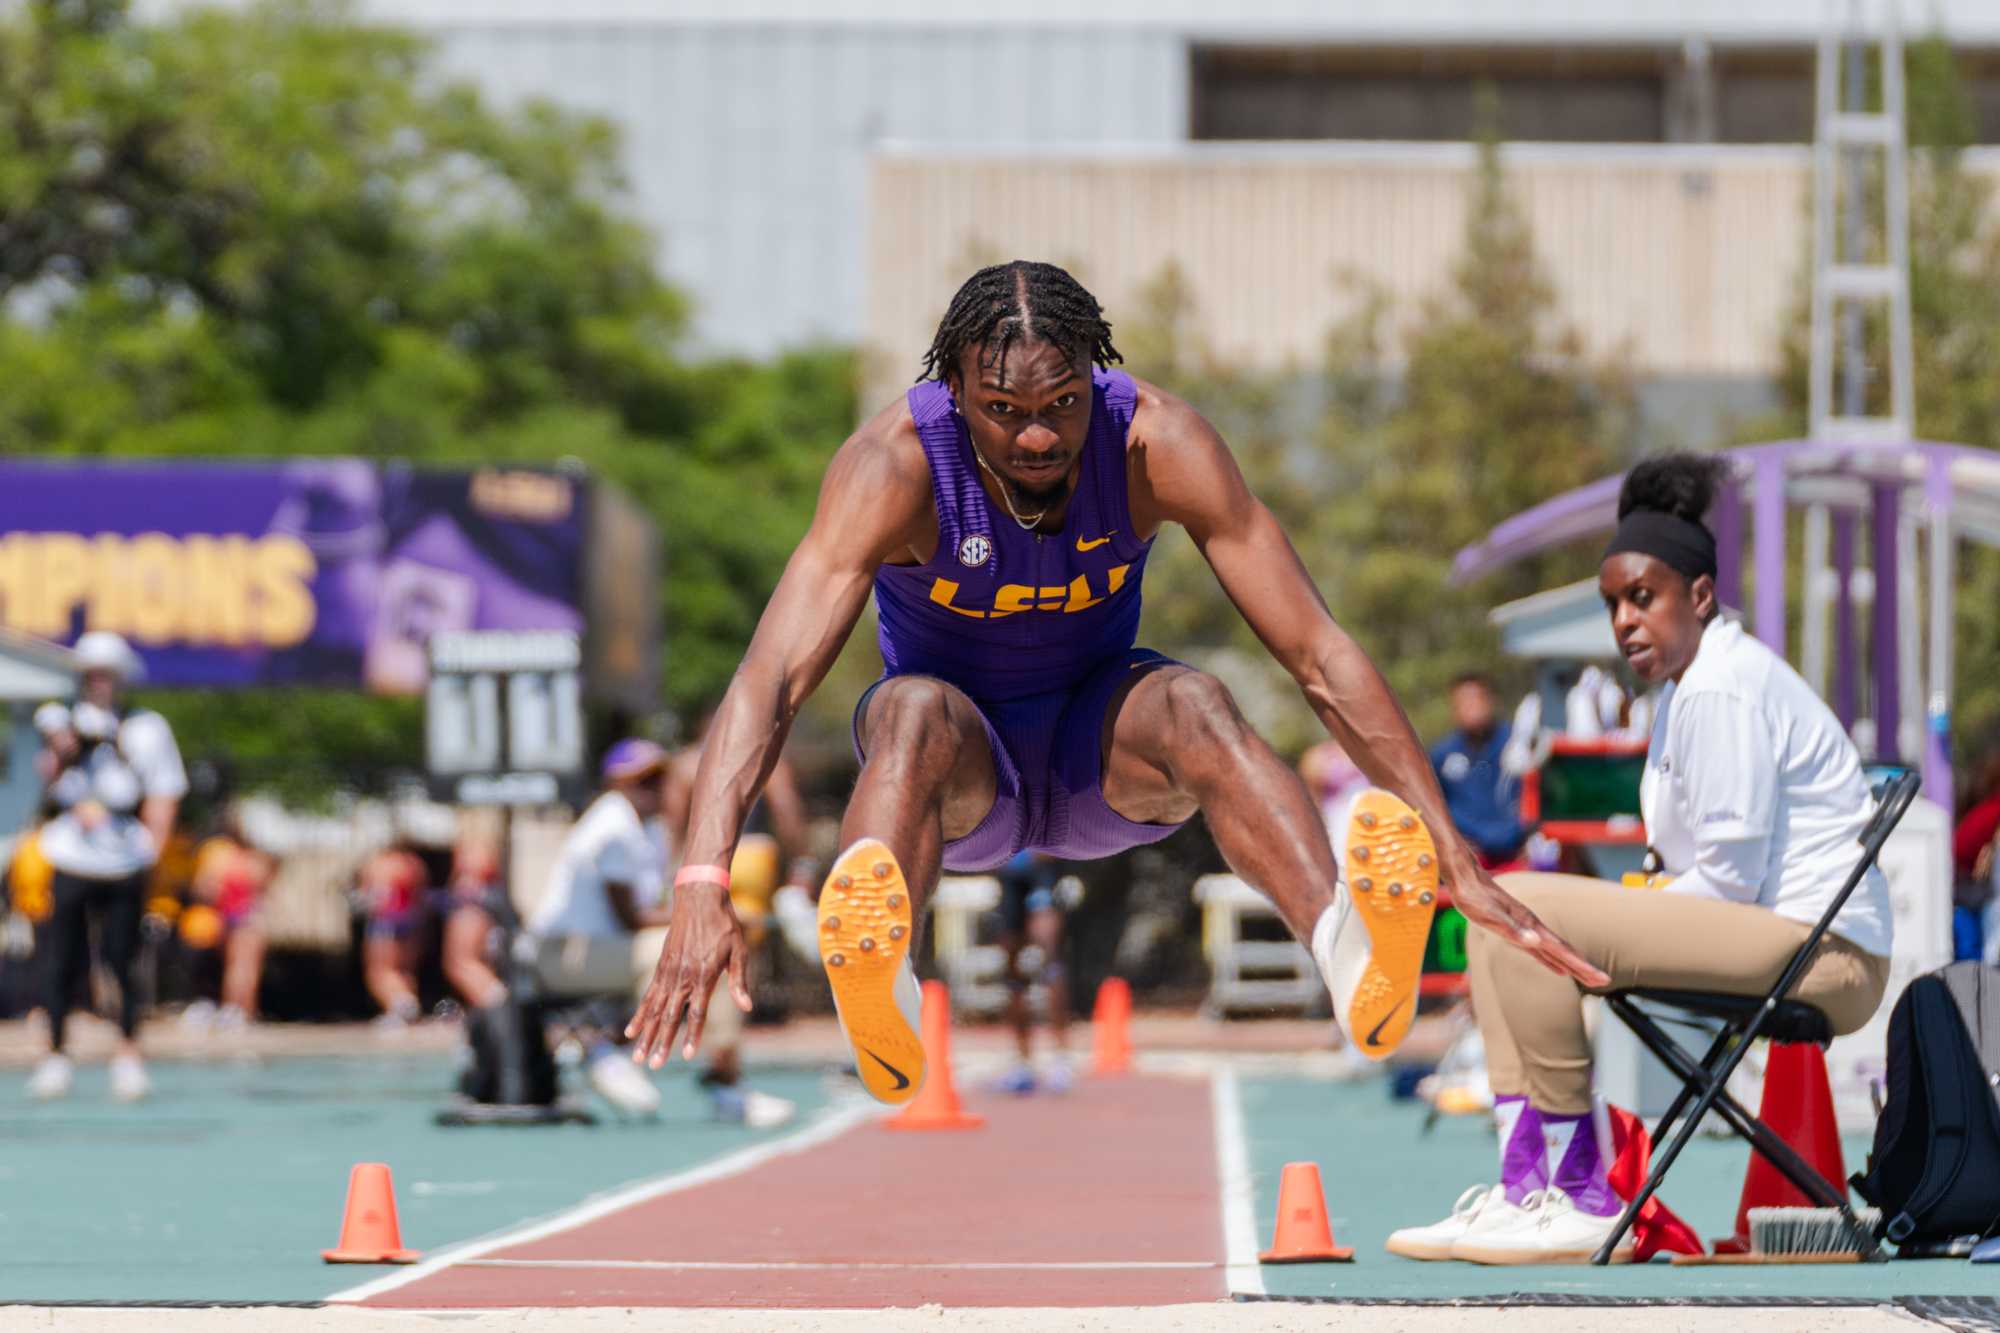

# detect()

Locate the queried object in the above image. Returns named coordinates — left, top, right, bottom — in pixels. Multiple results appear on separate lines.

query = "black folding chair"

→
left=1590, top=768, right=1923, bottom=1265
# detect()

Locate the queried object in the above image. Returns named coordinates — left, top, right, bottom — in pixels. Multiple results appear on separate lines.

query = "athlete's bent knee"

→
left=863, top=676, right=975, bottom=765
left=866, top=675, right=956, bottom=737
left=1160, top=670, right=1255, bottom=766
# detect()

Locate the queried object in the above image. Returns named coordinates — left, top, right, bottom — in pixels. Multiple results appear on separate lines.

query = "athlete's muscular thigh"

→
left=857, top=675, right=998, bottom=841
left=1097, top=664, right=1228, bottom=826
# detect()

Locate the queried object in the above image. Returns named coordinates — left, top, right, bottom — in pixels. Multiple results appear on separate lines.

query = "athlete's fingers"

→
left=1448, top=878, right=1594, bottom=986
left=649, top=975, right=692, bottom=1068
left=638, top=952, right=687, bottom=1060
left=680, top=952, right=727, bottom=1060
left=1531, top=929, right=1610, bottom=989
left=625, top=974, right=662, bottom=1050
left=1479, top=892, right=1610, bottom=989
left=726, top=936, right=752, bottom=1012
left=626, top=964, right=670, bottom=1045
left=681, top=989, right=708, bottom=1061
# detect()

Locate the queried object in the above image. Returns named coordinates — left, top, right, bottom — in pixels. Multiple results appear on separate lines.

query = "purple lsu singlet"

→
left=873, top=368, right=1153, bottom=702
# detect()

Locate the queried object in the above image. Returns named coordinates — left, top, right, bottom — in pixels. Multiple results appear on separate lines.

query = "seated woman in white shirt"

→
left=1390, top=454, right=1893, bottom=1265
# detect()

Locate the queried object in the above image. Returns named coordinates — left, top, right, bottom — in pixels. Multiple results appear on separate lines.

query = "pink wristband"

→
left=674, top=864, right=731, bottom=891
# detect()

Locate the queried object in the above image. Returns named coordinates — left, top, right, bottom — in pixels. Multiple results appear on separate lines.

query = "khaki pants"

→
left=1468, top=872, right=1891, bottom=1114
left=531, top=928, right=744, bottom=1051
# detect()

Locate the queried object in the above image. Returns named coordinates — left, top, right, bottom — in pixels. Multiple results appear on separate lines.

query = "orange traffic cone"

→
left=1091, top=976, right=1134, bottom=1076
left=322, top=1162, right=421, bottom=1264
left=1712, top=1042, right=1847, bottom=1254
left=886, top=980, right=985, bottom=1131
left=1261, top=1162, right=1354, bottom=1263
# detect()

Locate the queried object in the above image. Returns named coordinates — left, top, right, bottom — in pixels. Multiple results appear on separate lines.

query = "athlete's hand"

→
left=625, top=880, right=753, bottom=1068
left=1444, top=853, right=1610, bottom=990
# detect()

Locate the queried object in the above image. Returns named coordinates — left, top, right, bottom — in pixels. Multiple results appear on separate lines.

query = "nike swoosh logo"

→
left=864, top=1048, right=911, bottom=1091
left=1076, top=533, right=1115, bottom=552
left=1365, top=996, right=1408, bottom=1049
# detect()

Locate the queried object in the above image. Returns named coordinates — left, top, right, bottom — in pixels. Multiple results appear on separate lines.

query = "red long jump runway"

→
left=366, top=1074, right=1228, bottom=1309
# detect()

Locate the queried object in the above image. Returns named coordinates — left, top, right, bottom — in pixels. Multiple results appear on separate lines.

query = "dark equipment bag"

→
left=1852, top=961, right=2000, bottom=1247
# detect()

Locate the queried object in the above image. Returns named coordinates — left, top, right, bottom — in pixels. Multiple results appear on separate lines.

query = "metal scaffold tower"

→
left=1800, top=0, right=1931, bottom=772
left=1808, top=2, right=1913, bottom=447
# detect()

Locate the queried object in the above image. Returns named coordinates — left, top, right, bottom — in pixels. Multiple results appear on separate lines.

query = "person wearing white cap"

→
left=519, top=740, right=794, bottom=1127
left=30, top=632, right=187, bottom=1102
left=522, top=740, right=679, bottom=1117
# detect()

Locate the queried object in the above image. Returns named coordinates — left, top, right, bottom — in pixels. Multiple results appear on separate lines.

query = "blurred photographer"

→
left=30, top=633, right=187, bottom=1102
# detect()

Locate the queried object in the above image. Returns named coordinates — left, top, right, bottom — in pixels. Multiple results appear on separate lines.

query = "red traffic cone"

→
left=1260, top=1162, right=1355, bottom=1263
left=1091, top=976, right=1134, bottom=1076
left=886, top=980, right=985, bottom=1131
left=322, top=1163, right=420, bottom=1264
left=1712, top=1042, right=1847, bottom=1254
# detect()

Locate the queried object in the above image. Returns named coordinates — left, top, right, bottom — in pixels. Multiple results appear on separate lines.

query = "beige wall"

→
left=864, top=144, right=1999, bottom=403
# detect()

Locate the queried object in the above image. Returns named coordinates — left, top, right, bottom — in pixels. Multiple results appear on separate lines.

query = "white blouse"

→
left=1639, top=618, right=1893, bottom=957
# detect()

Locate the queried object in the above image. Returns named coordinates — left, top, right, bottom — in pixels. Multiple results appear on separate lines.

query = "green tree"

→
left=0, top=0, right=854, bottom=786
left=1119, top=264, right=1322, bottom=742
left=1320, top=132, right=1633, bottom=733
left=1127, top=132, right=1633, bottom=749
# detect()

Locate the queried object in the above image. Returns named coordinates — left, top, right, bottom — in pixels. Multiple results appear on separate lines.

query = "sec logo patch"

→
left=957, top=534, right=992, bottom=568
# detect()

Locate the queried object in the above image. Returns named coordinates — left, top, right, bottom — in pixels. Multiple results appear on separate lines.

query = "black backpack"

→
left=1852, top=962, right=2000, bottom=1248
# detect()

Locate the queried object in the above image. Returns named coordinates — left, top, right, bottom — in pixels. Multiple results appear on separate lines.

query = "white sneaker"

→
left=1450, top=1186, right=1634, bottom=1265
left=180, top=1000, right=217, bottom=1032
left=27, top=1054, right=73, bottom=1101
left=818, top=839, right=927, bottom=1105
left=109, top=1053, right=151, bottom=1103
left=771, top=884, right=821, bottom=964
left=741, top=1089, right=797, bottom=1129
left=1315, top=791, right=1441, bottom=1060
left=589, top=1050, right=662, bottom=1116
left=215, top=1005, right=249, bottom=1033
left=1386, top=1184, right=1532, bottom=1261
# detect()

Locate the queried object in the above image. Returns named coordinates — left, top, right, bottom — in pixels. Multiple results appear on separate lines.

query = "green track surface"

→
left=0, top=1053, right=832, bottom=1303
left=1241, top=1075, right=1996, bottom=1300
left=1, top=1055, right=1991, bottom=1305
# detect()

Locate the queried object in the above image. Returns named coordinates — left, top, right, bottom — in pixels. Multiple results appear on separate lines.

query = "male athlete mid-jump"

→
left=628, top=261, right=1604, bottom=1099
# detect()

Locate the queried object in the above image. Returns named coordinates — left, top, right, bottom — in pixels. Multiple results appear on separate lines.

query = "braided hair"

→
left=918, top=261, right=1121, bottom=385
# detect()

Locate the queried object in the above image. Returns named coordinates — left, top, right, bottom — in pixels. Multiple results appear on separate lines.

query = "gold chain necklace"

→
left=972, top=447, right=1050, bottom=531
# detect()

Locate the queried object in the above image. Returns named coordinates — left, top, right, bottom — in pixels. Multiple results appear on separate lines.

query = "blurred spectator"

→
left=1429, top=672, right=1528, bottom=869
left=1298, top=738, right=1370, bottom=861
left=1953, top=749, right=2000, bottom=959
left=4, top=825, right=55, bottom=1017
left=993, top=851, right=1073, bottom=1095
left=1561, top=665, right=1628, bottom=739
left=30, top=632, right=186, bottom=1102
left=527, top=740, right=677, bottom=1116
left=183, top=815, right=276, bottom=1028
left=661, top=737, right=803, bottom=1127
left=441, top=833, right=508, bottom=1013
left=358, top=839, right=430, bottom=1027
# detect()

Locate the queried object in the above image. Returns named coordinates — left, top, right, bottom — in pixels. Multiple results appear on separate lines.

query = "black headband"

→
left=1603, top=509, right=1717, bottom=582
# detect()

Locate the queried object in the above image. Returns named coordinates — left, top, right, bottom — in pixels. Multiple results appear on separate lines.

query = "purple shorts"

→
left=851, top=649, right=1189, bottom=872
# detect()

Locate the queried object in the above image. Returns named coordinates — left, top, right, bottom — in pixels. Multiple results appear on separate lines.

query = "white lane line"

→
left=460, top=1258, right=1221, bottom=1272
left=1210, top=1066, right=1265, bottom=1297
left=329, top=1099, right=877, bottom=1303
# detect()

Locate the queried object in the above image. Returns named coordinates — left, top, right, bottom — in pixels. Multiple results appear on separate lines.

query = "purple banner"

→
left=0, top=459, right=587, bottom=694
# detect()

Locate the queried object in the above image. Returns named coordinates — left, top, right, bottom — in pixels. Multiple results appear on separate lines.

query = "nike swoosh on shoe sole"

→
left=1341, top=790, right=1440, bottom=1060
left=818, top=838, right=926, bottom=1105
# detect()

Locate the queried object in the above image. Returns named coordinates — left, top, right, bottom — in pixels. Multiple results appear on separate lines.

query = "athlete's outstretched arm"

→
left=627, top=410, right=936, bottom=1066
left=1127, top=389, right=1609, bottom=989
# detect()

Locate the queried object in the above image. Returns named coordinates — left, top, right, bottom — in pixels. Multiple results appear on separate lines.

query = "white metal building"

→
left=135, top=1, right=2000, bottom=357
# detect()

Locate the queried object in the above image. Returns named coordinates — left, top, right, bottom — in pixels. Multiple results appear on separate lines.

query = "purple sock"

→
left=1494, top=1094, right=1547, bottom=1205
left=1542, top=1109, right=1621, bottom=1217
